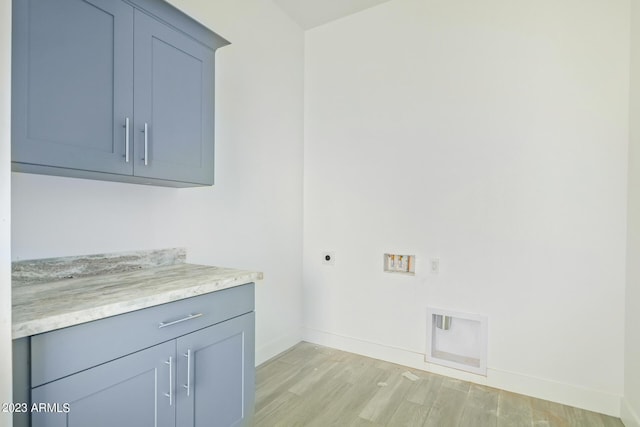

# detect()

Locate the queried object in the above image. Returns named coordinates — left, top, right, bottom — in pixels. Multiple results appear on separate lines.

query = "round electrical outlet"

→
left=322, top=252, right=335, bottom=265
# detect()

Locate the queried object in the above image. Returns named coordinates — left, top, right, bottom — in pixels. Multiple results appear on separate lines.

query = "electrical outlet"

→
left=322, top=252, right=335, bottom=266
left=430, top=258, right=440, bottom=274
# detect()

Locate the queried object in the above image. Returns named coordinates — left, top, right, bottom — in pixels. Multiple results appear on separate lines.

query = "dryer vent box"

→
left=426, top=307, right=488, bottom=376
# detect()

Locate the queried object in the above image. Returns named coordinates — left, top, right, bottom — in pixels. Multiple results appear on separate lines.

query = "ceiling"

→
left=273, top=0, right=392, bottom=30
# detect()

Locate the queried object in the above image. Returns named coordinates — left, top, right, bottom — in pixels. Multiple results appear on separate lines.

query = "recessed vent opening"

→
left=426, top=308, right=488, bottom=376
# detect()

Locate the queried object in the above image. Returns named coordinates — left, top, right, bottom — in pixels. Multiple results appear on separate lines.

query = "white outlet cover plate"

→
left=430, top=258, right=440, bottom=274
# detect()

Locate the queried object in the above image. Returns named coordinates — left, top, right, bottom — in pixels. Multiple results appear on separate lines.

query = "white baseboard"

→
left=622, top=397, right=640, bottom=427
left=302, top=327, right=622, bottom=417
left=255, top=330, right=302, bottom=366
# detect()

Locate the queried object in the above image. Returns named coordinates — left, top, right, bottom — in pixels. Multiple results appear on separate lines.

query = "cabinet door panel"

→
left=12, top=0, right=134, bottom=174
left=31, top=341, right=175, bottom=427
left=176, top=312, right=255, bottom=427
left=134, top=9, right=215, bottom=185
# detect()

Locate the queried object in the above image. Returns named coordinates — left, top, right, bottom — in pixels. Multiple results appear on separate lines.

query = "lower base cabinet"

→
left=177, top=313, right=255, bottom=427
left=15, top=284, right=255, bottom=427
left=32, top=341, right=175, bottom=427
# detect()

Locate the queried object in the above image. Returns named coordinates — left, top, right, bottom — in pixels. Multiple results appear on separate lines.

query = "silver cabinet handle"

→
left=158, top=313, right=203, bottom=329
left=142, top=122, right=148, bottom=165
left=182, top=349, right=191, bottom=397
left=123, top=117, right=130, bottom=163
left=164, top=356, right=173, bottom=406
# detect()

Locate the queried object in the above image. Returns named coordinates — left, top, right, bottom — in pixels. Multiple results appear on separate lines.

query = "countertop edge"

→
left=12, top=270, right=263, bottom=339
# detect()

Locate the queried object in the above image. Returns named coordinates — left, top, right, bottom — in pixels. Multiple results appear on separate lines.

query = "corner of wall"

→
left=0, top=0, right=12, bottom=425
left=627, top=0, right=640, bottom=425
left=623, top=397, right=640, bottom=427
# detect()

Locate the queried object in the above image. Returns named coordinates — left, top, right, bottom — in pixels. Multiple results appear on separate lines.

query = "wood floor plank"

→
left=530, top=397, right=570, bottom=427
left=347, top=416, right=382, bottom=427
left=565, top=406, right=605, bottom=427
left=386, top=399, right=431, bottom=426
left=497, top=390, right=533, bottom=427
left=287, top=357, right=341, bottom=396
left=599, top=413, right=625, bottom=427
left=422, top=384, right=468, bottom=427
left=467, top=384, right=499, bottom=409
left=303, top=384, right=366, bottom=427
left=459, top=384, right=499, bottom=427
left=291, top=375, right=354, bottom=424
left=254, top=343, right=625, bottom=427
left=441, top=376, right=471, bottom=393
left=358, top=370, right=413, bottom=424
left=253, top=390, right=303, bottom=426
left=275, top=341, right=324, bottom=365
left=333, top=351, right=382, bottom=386
left=256, top=342, right=333, bottom=409
left=311, top=366, right=389, bottom=425
left=255, top=359, right=320, bottom=413
left=255, top=360, right=304, bottom=412
left=459, top=405, right=498, bottom=427
left=405, top=373, right=443, bottom=407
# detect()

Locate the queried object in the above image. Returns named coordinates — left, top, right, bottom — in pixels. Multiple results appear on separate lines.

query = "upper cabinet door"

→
left=12, top=0, right=134, bottom=175
left=133, top=10, right=215, bottom=185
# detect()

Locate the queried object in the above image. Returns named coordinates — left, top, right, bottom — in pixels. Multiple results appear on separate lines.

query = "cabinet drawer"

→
left=31, top=283, right=254, bottom=387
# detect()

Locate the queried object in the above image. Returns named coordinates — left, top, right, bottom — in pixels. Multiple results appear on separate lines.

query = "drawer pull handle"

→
left=142, top=122, right=149, bottom=166
left=123, top=117, right=130, bottom=163
left=158, top=313, right=203, bottom=329
left=164, top=356, right=173, bottom=406
left=183, top=349, right=192, bottom=397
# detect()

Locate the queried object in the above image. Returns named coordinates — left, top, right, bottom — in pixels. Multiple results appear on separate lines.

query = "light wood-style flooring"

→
left=254, top=342, right=623, bottom=427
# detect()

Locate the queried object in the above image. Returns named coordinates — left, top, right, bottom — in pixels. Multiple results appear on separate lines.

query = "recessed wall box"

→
left=383, top=254, right=415, bottom=275
left=426, top=307, right=488, bottom=376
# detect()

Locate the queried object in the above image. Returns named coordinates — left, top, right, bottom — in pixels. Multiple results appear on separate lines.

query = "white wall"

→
left=625, top=2, right=640, bottom=425
left=303, top=0, right=629, bottom=416
left=1, top=1, right=12, bottom=426
left=11, top=0, right=305, bottom=365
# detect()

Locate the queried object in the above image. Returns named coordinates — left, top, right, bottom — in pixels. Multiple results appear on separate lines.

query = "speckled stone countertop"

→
left=12, top=249, right=263, bottom=339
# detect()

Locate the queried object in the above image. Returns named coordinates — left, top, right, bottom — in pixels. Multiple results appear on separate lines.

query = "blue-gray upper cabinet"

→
left=132, top=9, right=215, bottom=185
left=11, top=0, right=229, bottom=187
left=11, top=0, right=135, bottom=176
